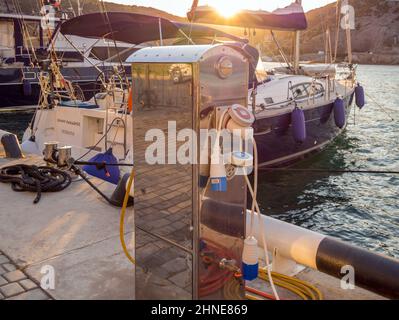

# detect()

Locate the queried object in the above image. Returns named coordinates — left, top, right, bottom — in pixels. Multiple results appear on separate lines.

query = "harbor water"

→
left=1, top=64, right=398, bottom=259
left=259, top=64, right=399, bottom=258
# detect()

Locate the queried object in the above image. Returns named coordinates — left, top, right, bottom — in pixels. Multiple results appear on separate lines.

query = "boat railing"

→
left=104, top=80, right=129, bottom=160
left=287, top=80, right=293, bottom=100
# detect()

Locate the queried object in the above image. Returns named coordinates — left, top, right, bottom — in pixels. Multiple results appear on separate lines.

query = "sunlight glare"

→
left=212, top=1, right=242, bottom=18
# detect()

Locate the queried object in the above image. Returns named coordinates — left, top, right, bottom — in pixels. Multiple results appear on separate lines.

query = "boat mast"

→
left=343, top=2, right=353, bottom=64
left=158, top=18, right=164, bottom=46
left=345, top=24, right=352, bottom=63
left=77, top=0, right=83, bottom=16
left=333, top=0, right=341, bottom=62
left=325, top=28, right=332, bottom=64
left=293, top=0, right=302, bottom=74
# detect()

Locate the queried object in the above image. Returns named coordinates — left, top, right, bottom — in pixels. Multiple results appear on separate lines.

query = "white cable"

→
left=211, top=108, right=229, bottom=163
left=249, top=143, right=256, bottom=237
left=244, top=139, right=280, bottom=300
left=217, top=109, right=229, bottom=133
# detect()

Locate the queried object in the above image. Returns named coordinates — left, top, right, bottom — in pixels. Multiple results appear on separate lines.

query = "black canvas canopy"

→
left=59, top=12, right=247, bottom=44
left=188, top=2, right=308, bottom=31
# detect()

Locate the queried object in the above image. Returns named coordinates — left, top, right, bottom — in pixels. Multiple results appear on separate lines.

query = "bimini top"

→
left=59, top=12, right=247, bottom=44
left=187, top=2, right=307, bottom=31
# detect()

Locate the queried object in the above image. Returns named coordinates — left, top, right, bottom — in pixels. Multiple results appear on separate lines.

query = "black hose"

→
left=70, top=165, right=126, bottom=207
left=0, top=164, right=72, bottom=204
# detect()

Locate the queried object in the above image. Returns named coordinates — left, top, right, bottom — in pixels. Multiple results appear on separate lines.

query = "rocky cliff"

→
left=300, top=0, right=399, bottom=64
left=0, top=0, right=183, bottom=22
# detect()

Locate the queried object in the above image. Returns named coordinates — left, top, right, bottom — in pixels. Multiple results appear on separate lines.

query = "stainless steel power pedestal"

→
left=127, top=44, right=250, bottom=299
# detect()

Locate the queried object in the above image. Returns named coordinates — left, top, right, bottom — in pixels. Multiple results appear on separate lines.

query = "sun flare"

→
left=212, top=1, right=242, bottom=18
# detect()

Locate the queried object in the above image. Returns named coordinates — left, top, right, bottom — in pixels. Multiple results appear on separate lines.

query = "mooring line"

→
left=365, top=92, right=395, bottom=121
left=260, top=168, right=399, bottom=175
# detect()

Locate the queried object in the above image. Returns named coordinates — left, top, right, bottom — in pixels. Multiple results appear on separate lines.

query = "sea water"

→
left=257, top=64, right=399, bottom=258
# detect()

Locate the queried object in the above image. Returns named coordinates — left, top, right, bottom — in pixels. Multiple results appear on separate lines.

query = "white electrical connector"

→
left=231, top=151, right=254, bottom=168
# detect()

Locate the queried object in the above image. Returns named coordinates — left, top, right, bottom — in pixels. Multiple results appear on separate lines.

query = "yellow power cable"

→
left=259, top=273, right=308, bottom=300
left=257, top=269, right=323, bottom=300
left=271, top=271, right=322, bottom=300
left=246, top=294, right=262, bottom=300
left=120, top=168, right=136, bottom=265
left=276, top=271, right=323, bottom=300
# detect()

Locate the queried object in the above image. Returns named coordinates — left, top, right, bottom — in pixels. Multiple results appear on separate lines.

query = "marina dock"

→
left=0, top=144, right=385, bottom=300
left=0, top=0, right=398, bottom=303
left=0, top=146, right=134, bottom=300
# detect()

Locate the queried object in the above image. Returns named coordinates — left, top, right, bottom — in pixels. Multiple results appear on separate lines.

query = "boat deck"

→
left=0, top=146, right=385, bottom=300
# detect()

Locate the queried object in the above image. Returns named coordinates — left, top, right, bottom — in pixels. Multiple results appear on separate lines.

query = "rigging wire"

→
left=11, top=0, right=37, bottom=65
left=10, top=0, right=55, bottom=137
left=187, top=0, right=199, bottom=44
left=270, top=30, right=293, bottom=71
left=99, top=0, right=129, bottom=89
left=67, top=0, right=77, bottom=17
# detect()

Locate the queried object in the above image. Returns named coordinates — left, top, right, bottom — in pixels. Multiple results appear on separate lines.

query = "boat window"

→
left=309, top=83, right=324, bottom=95
left=89, top=46, right=141, bottom=62
left=23, top=72, right=36, bottom=80
left=291, top=82, right=324, bottom=100
left=264, top=97, right=274, bottom=105
left=292, top=84, right=309, bottom=99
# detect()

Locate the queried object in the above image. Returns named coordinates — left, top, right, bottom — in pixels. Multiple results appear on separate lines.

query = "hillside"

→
left=0, top=0, right=184, bottom=22
left=300, top=0, right=399, bottom=64
left=1, top=0, right=398, bottom=64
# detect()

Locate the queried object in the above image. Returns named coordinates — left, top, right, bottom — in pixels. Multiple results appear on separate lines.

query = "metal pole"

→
left=345, top=13, right=353, bottom=64
left=158, top=18, right=164, bottom=46
left=334, top=0, right=341, bottom=62
left=77, top=0, right=82, bottom=16
left=293, top=0, right=302, bottom=74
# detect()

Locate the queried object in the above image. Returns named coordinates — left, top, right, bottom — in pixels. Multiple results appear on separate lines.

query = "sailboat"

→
left=0, top=1, right=139, bottom=108
left=187, top=0, right=365, bottom=167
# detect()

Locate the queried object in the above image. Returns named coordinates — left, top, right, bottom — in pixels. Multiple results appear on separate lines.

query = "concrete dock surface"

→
left=0, top=148, right=385, bottom=300
left=249, top=266, right=385, bottom=300
left=0, top=151, right=135, bottom=300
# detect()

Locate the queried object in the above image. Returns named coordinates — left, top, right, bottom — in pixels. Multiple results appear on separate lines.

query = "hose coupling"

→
left=219, top=258, right=240, bottom=273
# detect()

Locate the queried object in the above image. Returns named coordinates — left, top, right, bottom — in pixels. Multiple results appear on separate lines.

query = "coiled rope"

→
left=0, top=165, right=72, bottom=204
